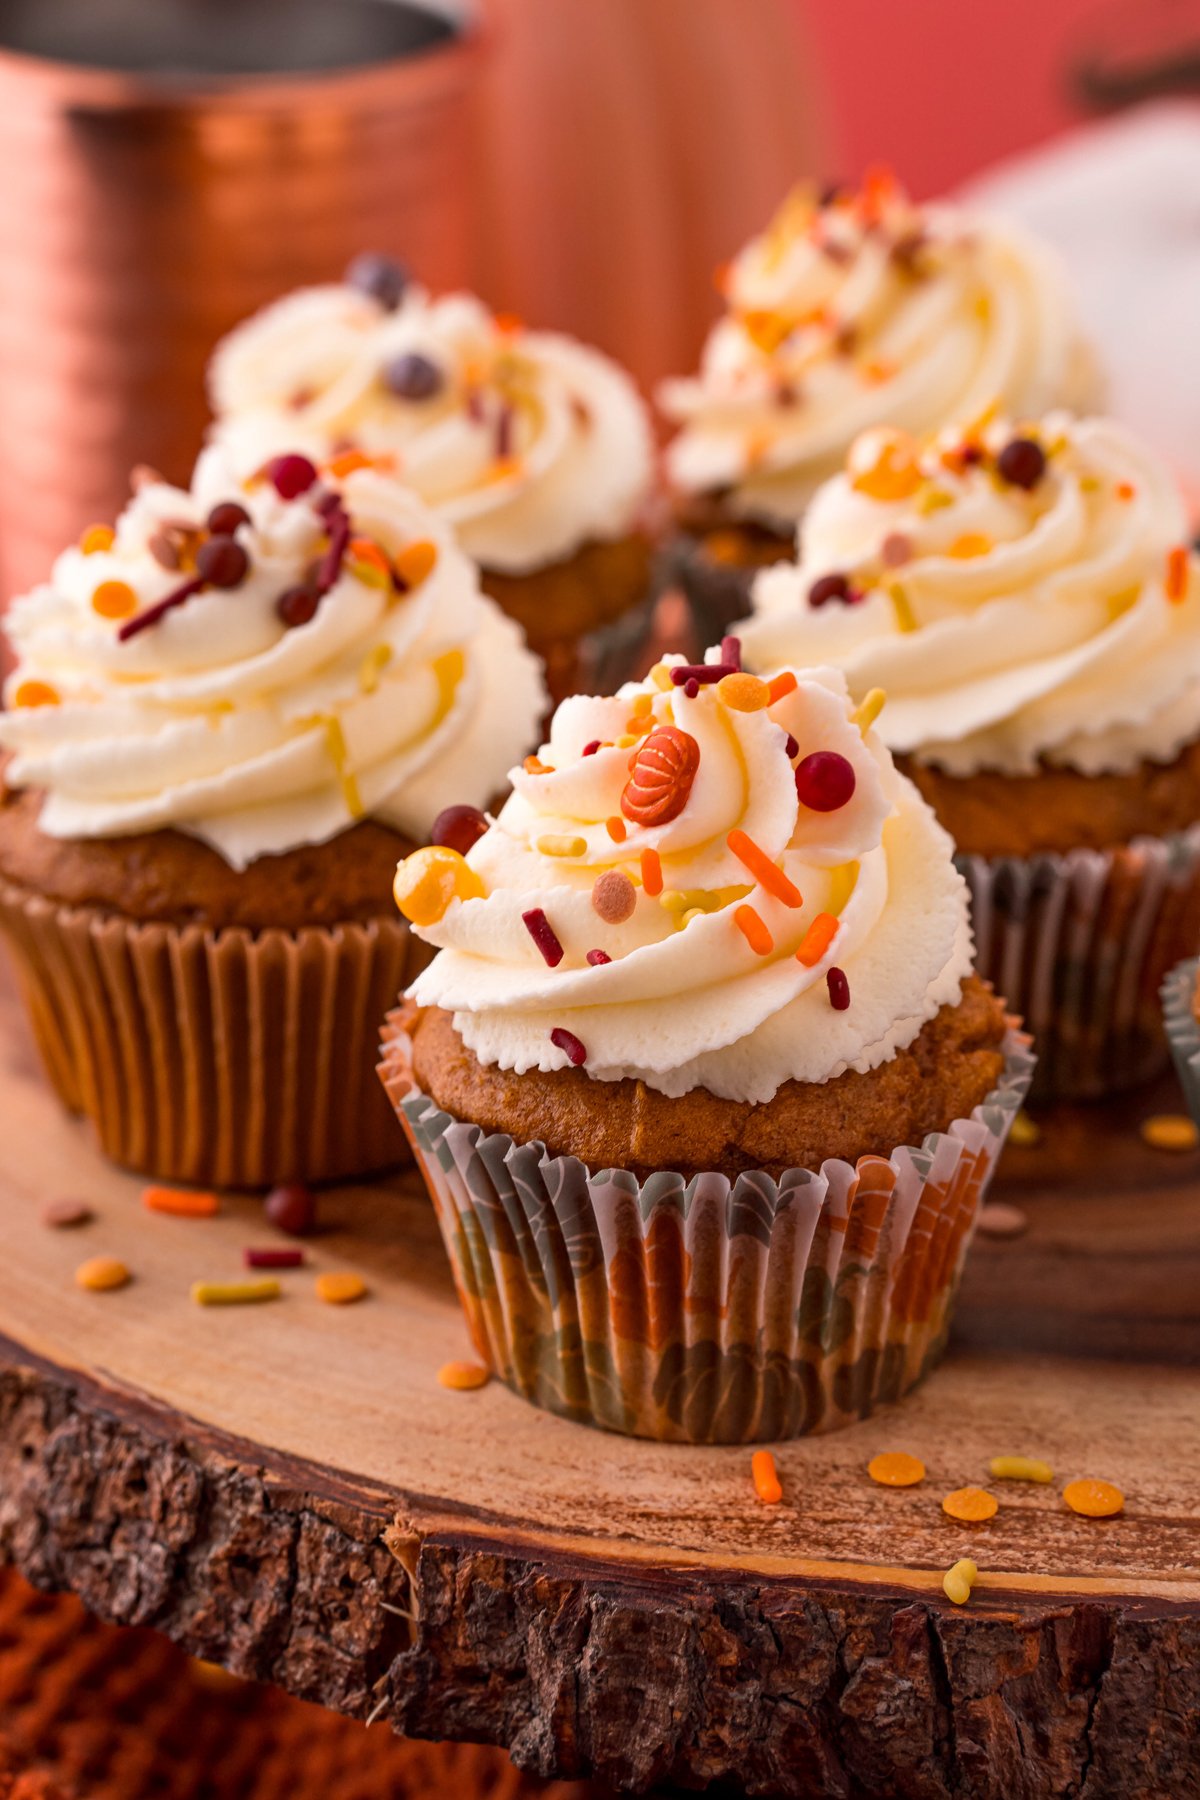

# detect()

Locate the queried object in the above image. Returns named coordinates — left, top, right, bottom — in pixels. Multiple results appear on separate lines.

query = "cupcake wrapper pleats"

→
left=0, top=874, right=418, bottom=1187
left=379, top=1005, right=1034, bottom=1444
left=961, top=824, right=1200, bottom=1101
left=1162, top=956, right=1200, bottom=1126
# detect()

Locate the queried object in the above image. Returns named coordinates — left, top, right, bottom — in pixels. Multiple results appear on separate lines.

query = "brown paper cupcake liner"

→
left=1163, top=955, right=1200, bottom=1126
left=0, top=872, right=419, bottom=1188
left=961, top=824, right=1200, bottom=1101
left=665, top=530, right=797, bottom=658
left=379, top=1004, right=1034, bottom=1444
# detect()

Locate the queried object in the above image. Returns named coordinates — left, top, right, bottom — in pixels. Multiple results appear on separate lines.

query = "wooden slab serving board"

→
left=0, top=971, right=1196, bottom=1799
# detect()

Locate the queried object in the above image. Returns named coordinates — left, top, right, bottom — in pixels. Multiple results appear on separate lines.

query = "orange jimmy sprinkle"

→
left=13, top=679, right=59, bottom=709
left=1115, top=481, right=1136, bottom=501
left=91, top=579, right=138, bottom=620
left=347, top=535, right=391, bottom=579
left=727, top=829, right=803, bottom=907
left=734, top=904, right=773, bottom=956
left=141, top=1185, right=220, bottom=1219
left=80, top=523, right=115, bottom=555
left=394, top=538, right=438, bottom=590
left=640, top=848, right=663, bottom=897
left=324, top=448, right=374, bottom=479
left=767, top=671, right=798, bottom=705
left=606, top=815, right=627, bottom=843
left=751, top=1450, right=783, bottom=1505
left=1166, top=544, right=1190, bottom=603
left=796, top=912, right=839, bottom=967
left=524, top=755, right=553, bottom=775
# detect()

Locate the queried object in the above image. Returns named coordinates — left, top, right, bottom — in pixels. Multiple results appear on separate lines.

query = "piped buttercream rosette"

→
left=398, top=647, right=974, bottom=1104
left=0, top=446, right=545, bottom=869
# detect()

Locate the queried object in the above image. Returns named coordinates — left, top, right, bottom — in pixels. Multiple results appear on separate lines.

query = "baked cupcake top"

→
left=659, top=171, right=1099, bottom=532
left=0, top=448, right=545, bottom=870
left=397, top=647, right=973, bottom=1103
left=208, top=259, right=655, bottom=576
left=740, top=413, right=1200, bottom=778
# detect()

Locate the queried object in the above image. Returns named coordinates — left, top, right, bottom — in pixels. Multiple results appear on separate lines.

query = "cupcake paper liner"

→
left=1162, top=955, right=1200, bottom=1126
left=961, top=823, right=1200, bottom=1102
left=667, top=531, right=763, bottom=657
left=379, top=1004, right=1034, bottom=1444
left=0, top=873, right=419, bottom=1188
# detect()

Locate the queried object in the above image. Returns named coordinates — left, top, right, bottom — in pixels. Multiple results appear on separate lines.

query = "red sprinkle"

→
left=720, top=635, right=742, bottom=670
left=243, top=1247, right=305, bottom=1269
left=582, top=739, right=602, bottom=756
left=586, top=949, right=612, bottom=965
left=784, top=734, right=799, bottom=759
left=118, top=574, right=204, bottom=642
left=671, top=662, right=736, bottom=686
left=684, top=678, right=700, bottom=698
left=269, top=453, right=319, bottom=499
left=827, top=967, right=850, bottom=1010
left=523, top=908, right=564, bottom=967
left=315, top=496, right=351, bottom=594
left=550, top=1027, right=587, bottom=1066
left=795, top=751, right=856, bottom=812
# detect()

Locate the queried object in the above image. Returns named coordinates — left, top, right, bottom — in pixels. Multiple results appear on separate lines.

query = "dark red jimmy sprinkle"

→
left=808, top=572, right=853, bottom=608
left=523, top=908, right=564, bottom=967
left=684, top=678, right=700, bottom=698
left=196, top=534, right=249, bottom=589
left=118, top=574, right=204, bottom=642
left=585, top=949, right=612, bottom=965
left=784, top=734, right=799, bottom=759
left=315, top=497, right=351, bottom=594
left=795, top=750, right=857, bottom=812
left=996, top=436, right=1046, bottom=491
left=383, top=351, right=443, bottom=401
left=268, top=453, right=318, bottom=500
left=827, top=967, right=850, bottom=1011
left=720, top=635, right=742, bottom=670
left=431, top=804, right=488, bottom=856
left=206, top=500, right=251, bottom=536
left=582, top=739, right=602, bottom=756
left=243, top=1247, right=305, bottom=1269
left=550, top=1027, right=587, bottom=1066
left=671, top=662, right=735, bottom=686
left=345, top=251, right=409, bottom=311
left=495, top=404, right=515, bottom=460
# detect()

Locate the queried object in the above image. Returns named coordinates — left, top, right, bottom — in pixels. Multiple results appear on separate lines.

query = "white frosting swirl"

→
left=659, top=175, right=1100, bottom=530
left=408, top=656, right=973, bottom=1102
left=741, top=413, right=1200, bottom=777
left=209, top=285, right=655, bottom=574
left=0, top=447, right=546, bottom=869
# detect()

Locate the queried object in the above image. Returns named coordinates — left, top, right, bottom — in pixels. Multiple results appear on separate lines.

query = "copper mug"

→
left=0, top=0, right=478, bottom=608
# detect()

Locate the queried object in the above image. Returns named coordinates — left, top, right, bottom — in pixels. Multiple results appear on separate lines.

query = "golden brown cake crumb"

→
left=901, top=739, right=1200, bottom=859
left=0, top=764, right=411, bottom=932
left=410, top=975, right=1009, bottom=1181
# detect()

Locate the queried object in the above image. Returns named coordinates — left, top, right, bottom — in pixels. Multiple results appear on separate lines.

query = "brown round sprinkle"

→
left=75, top=1255, right=130, bottom=1293
left=975, top=1202, right=1028, bottom=1239
left=41, top=1199, right=93, bottom=1229
left=316, top=1271, right=367, bottom=1305
left=438, top=1360, right=491, bottom=1391
left=592, top=869, right=636, bottom=924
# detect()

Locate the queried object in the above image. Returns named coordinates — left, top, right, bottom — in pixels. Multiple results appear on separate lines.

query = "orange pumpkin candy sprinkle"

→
left=620, top=726, right=700, bottom=828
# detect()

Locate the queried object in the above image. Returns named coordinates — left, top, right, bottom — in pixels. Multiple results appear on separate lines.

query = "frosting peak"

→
left=740, top=413, right=1200, bottom=777
left=209, top=282, right=655, bottom=574
left=659, top=172, right=1101, bottom=529
left=0, top=447, right=546, bottom=868
left=403, top=650, right=973, bottom=1103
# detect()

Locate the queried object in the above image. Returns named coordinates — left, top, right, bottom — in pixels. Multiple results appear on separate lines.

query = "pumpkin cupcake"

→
left=380, top=648, right=1031, bottom=1443
left=658, top=170, right=1100, bottom=648
left=739, top=411, right=1200, bottom=1098
left=0, top=447, right=545, bottom=1186
left=1163, top=957, right=1200, bottom=1128
left=208, top=257, right=657, bottom=701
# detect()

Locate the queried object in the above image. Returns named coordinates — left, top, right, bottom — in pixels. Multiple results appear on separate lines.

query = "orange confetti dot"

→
left=141, top=1185, right=220, bottom=1219
left=1166, top=544, right=1190, bottom=603
left=942, top=1486, right=999, bottom=1523
left=80, top=523, right=115, bottom=555
left=346, top=535, right=393, bottom=586
left=1063, top=1478, right=1124, bottom=1519
left=315, top=1272, right=368, bottom=1305
left=438, top=1360, right=491, bottom=1391
left=640, top=847, right=663, bottom=897
left=75, top=1256, right=130, bottom=1293
left=867, top=1451, right=925, bottom=1488
left=751, top=1449, right=782, bottom=1505
left=91, top=579, right=138, bottom=620
left=947, top=532, right=994, bottom=560
left=796, top=912, right=839, bottom=967
left=394, top=538, right=438, bottom=591
left=1115, top=481, right=1136, bottom=501
left=734, top=903, right=773, bottom=956
left=13, top=679, right=59, bottom=709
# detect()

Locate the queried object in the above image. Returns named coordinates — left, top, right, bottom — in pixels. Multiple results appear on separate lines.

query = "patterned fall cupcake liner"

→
left=666, top=532, right=761, bottom=657
left=960, top=824, right=1200, bottom=1102
left=1162, top=955, right=1200, bottom=1125
left=0, top=873, right=419, bottom=1188
left=379, top=1004, right=1034, bottom=1444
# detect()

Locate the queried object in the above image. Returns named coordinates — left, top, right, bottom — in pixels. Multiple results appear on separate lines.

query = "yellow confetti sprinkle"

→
left=1140, top=1114, right=1198, bottom=1153
left=942, top=1558, right=978, bottom=1606
left=1008, top=1109, right=1040, bottom=1147
left=852, top=688, right=886, bottom=735
left=191, top=1278, right=280, bottom=1306
left=988, top=1455, right=1054, bottom=1484
left=536, top=834, right=587, bottom=858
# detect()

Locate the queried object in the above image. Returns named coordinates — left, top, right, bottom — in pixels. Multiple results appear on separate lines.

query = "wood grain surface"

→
left=0, top=971, right=1197, bottom=1798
